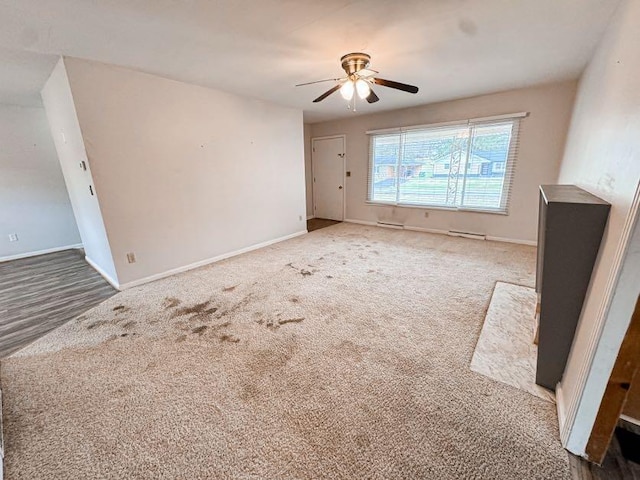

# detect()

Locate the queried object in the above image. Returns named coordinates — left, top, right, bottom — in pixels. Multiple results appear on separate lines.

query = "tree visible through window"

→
left=368, top=118, right=521, bottom=213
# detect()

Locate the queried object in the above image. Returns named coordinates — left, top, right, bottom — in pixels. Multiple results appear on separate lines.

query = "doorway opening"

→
left=307, top=218, right=341, bottom=232
left=312, top=135, right=345, bottom=222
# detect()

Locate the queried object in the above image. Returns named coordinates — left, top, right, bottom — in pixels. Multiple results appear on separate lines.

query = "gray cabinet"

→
left=535, top=185, right=610, bottom=390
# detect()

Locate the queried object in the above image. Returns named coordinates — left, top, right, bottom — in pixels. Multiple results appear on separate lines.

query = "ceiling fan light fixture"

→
left=340, top=80, right=355, bottom=100
left=355, top=79, right=371, bottom=99
left=299, top=53, right=419, bottom=105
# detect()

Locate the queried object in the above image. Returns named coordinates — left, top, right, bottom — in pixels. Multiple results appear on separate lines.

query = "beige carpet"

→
left=1, top=223, right=570, bottom=479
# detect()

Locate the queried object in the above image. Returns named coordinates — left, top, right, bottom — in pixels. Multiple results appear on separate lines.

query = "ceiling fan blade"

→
left=356, top=68, right=378, bottom=79
left=313, top=84, right=341, bottom=103
left=296, top=78, right=342, bottom=87
left=373, top=77, right=419, bottom=94
left=366, top=88, right=380, bottom=103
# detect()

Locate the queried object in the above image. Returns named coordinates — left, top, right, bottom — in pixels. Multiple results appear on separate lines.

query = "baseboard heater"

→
left=376, top=221, right=404, bottom=230
left=447, top=230, right=486, bottom=241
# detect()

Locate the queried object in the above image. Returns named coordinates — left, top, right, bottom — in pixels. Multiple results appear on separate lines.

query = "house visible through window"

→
left=367, top=115, right=523, bottom=213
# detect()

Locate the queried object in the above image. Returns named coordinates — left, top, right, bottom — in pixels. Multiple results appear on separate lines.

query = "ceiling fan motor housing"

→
left=341, top=52, right=371, bottom=75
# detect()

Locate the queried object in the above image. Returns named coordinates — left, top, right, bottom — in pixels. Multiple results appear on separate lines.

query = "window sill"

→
left=364, top=201, right=509, bottom=216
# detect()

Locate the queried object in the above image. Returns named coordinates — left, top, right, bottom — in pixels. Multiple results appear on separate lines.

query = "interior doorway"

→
left=307, top=218, right=341, bottom=233
left=312, top=136, right=345, bottom=222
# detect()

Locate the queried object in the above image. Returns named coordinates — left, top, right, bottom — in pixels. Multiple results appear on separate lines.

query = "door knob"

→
left=338, top=185, right=343, bottom=189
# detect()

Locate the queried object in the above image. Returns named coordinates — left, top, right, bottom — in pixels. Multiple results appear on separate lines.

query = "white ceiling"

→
left=0, top=0, right=620, bottom=123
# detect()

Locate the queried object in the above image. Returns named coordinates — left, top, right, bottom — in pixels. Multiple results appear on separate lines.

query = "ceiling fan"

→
left=296, top=52, right=419, bottom=107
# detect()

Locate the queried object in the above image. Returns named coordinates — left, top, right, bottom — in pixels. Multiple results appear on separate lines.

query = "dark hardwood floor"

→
left=307, top=218, right=341, bottom=232
left=0, top=249, right=116, bottom=358
left=570, top=420, right=640, bottom=480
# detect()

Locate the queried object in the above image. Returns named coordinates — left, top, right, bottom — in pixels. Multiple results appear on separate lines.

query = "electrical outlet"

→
left=299, top=215, right=303, bottom=221
left=8, top=233, right=18, bottom=242
left=126, top=252, right=136, bottom=264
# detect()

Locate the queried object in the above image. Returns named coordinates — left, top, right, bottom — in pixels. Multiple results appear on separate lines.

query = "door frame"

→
left=559, top=180, right=640, bottom=457
left=585, top=294, right=640, bottom=464
left=311, top=135, right=346, bottom=221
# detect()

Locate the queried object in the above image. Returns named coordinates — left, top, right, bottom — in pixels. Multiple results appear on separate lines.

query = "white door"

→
left=312, top=137, right=345, bottom=221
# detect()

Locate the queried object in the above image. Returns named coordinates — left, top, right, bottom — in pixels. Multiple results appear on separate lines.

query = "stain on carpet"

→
left=278, top=318, right=304, bottom=326
left=185, top=321, right=235, bottom=341
left=239, top=382, right=260, bottom=401
left=286, top=263, right=314, bottom=276
left=266, top=320, right=278, bottom=331
left=248, top=346, right=295, bottom=374
left=265, top=318, right=304, bottom=330
left=191, top=325, right=208, bottom=335
left=163, top=297, right=182, bottom=309
left=215, top=295, right=253, bottom=319
left=86, top=320, right=108, bottom=330
left=172, top=301, right=218, bottom=320
left=219, top=334, right=240, bottom=344
left=222, top=285, right=238, bottom=292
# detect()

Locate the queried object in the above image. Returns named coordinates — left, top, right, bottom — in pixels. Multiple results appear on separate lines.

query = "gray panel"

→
left=535, top=185, right=610, bottom=390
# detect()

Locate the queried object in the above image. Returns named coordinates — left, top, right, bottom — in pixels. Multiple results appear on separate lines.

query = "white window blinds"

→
left=367, top=114, right=524, bottom=213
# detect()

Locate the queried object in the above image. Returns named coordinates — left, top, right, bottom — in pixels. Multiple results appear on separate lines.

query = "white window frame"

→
left=366, top=112, right=527, bottom=215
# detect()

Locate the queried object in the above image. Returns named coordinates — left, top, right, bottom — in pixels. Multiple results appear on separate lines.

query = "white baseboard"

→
left=556, top=381, right=584, bottom=455
left=406, top=225, right=453, bottom=236
left=85, top=256, right=121, bottom=291
left=343, top=219, right=537, bottom=246
left=556, top=382, right=567, bottom=438
left=486, top=235, right=537, bottom=246
left=345, top=219, right=447, bottom=235
left=344, top=218, right=376, bottom=227
left=0, top=243, right=83, bottom=263
left=306, top=215, right=315, bottom=220
left=118, top=230, right=308, bottom=290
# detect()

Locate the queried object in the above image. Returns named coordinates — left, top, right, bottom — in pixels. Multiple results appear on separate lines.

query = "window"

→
left=367, top=115, right=524, bottom=213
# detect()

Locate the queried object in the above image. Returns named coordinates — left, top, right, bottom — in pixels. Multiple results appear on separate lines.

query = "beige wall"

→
left=555, top=0, right=640, bottom=454
left=304, top=123, right=313, bottom=218
left=0, top=104, right=80, bottom=260
left=62, top=57, right=307, bottom=287
left=41, top=59, right=117, bottom=281
left=308, top=81, right=577, bottom=244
